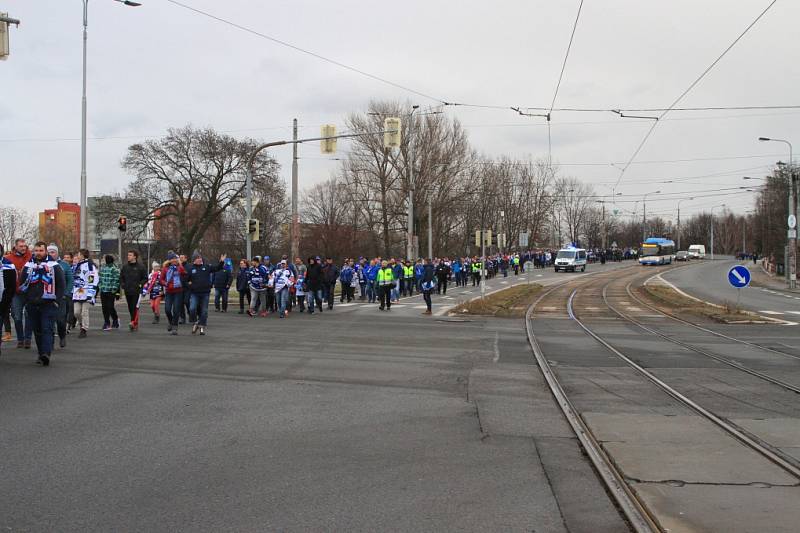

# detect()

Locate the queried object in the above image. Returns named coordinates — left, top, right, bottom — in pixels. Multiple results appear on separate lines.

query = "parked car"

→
left=676, top=250, right=691, bottom=262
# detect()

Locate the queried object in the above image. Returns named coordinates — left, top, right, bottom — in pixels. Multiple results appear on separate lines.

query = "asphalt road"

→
left=0, top=260, right=635, bottom=532
left=661, top=257, right=800, bottom=320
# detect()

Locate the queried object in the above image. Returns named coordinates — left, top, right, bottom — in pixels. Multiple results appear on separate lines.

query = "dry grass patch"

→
left=450, top=284, right=542, bottom=318
left=640, top=284, right=767, bottom=323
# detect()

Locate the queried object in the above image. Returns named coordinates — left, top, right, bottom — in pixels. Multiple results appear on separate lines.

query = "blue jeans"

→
left=189, top=292, right=210, bottom=326
left=26, top=302, right=57, bottom=356
left=366, top=282, right=376, bottom=303
left=11, top=294, right=32, bottom=342
left=165, top=292, right=183, bottom=327
left=306, top=289, right=323, bottom=312
left=276, top=287, right=289, bottom=317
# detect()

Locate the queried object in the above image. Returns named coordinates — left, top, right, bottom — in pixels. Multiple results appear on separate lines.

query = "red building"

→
left=39, top=199, right=81, bottom=250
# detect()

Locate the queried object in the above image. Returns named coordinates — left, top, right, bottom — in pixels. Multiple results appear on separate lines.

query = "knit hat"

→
left=192, top=250, right=202, bottom=261
left=152, top=261, right=160, bottom=269
left=47, top=244, right=59, bottom=255
left=166, top=251, right=178, bottom=260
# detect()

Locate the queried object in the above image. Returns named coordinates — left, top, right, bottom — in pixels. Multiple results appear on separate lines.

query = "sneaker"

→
left=59, top=337, right=66, bottom=348
left=129, top=323, right=135, bottom=331
left=379, top=306, right=385, bottom=311
left=247, top=310, right=254, bottom=317
left=24, top=339, right=31, bottom=349
left=199, top=327, right=205, bottom=335
left=36, top=354, right=50, bottom=366
left=112, top=319, right=120, bottom=329
left=78, top=329, right=87, bottom=338
left=422, top=310, right=432, bottom=315
left=17, top=340, right=24, bottom=348
left=103, top=325, right=112, bottom=332
left=154, top=315, right=160, bottom=324
left=171, top=329, right=178, bottom=336
left=259, top=311, right=267, bottom=317
left=1, top=332, right=11, bottom=342
left=167, top=324, right=173, bottom=332
left=192, top=324, right=199, bottom=334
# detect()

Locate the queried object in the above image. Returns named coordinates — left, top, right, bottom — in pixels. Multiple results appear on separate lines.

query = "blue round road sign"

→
left=727, top=265, right=751, bottom=288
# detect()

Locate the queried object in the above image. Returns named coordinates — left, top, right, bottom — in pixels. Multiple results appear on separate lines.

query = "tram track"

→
left=526, top=264, right=800, bottom=532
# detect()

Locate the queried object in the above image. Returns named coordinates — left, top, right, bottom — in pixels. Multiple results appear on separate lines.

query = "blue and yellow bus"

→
left=639, top=237, right=676, bottom=265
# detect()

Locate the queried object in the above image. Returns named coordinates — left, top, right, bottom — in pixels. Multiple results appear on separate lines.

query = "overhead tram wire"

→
left=612, top=0, right=779, bottom=189
left=544, top=0, right=585, bottom=166
left=163, top=0, right=445, bottom=105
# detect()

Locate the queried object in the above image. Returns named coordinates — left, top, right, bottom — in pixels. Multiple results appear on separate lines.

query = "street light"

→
left=642, top=190, right=661, bottom=243
left=79, top=0, right=141, bottom=249
left=710, top=204, right=726, bottom=261
left=759, top=136, right=795, bottom=288
left=676, top=197, right=694, bottom=250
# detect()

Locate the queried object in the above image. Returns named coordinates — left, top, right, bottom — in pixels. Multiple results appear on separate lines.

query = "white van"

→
left=554, top=247, right=587, bottom=272
left=688, top=244, right=706, bottom=259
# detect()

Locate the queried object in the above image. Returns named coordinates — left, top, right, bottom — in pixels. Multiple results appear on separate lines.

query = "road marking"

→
left=540, top=306, right=558, bottom=311
left=585, top=306, right=602, bottom=311
left=412, top=305, right=427, bottom=309
left=625, top=307, right=643, bottom=312
left=759, top=310, right=784, bottom=315
left=493, top=331, right=500, bottom=363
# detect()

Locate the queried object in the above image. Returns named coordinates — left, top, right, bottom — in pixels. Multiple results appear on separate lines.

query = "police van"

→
left=554, top=246, right=588, bottom=272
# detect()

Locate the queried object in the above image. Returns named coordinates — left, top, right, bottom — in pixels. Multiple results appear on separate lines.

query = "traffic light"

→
left=117, top=216, right=127, bottom=232
left=320, top=124, right=337, bottom=154
left=247, top=218, right=260, bottom=241
left=383, top=117, right=402, bottom=149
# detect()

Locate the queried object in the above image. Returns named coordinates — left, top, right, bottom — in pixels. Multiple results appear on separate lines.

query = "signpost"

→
left=727, top=265, right=751, bottom=308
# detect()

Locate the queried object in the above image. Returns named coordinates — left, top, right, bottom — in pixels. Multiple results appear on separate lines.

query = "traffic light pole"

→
left=245, top=128, right=397, bottom=260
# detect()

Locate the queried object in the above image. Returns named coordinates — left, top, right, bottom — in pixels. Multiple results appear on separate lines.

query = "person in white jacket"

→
left=71, top=248, right=99, bottom=338
left=270, top=260, right=295, bottom=319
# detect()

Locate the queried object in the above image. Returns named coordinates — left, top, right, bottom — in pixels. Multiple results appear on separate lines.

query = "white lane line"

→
left=759, top=310, right=784, bottom=315
left=625, top=307, right=643, bottom=312
left=412, top=305, right=427, bottom=309
left=493, top=331, right=500, bottom=363
left=786, top=311, right=800, bottom=315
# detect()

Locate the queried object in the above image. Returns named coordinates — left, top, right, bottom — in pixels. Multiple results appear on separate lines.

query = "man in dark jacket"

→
left=187, top=251, right=226, bottom=335
left=213, top=262, right=232, bottom=312
left=321, top=257, right=339, bottom=310
left=119, top=250, right=147, bottom=331
left=235, top=259, right=250, bottom=314
left=19, top=241, right=66, bottom=366
left=305, top=257, right=324, bottom=314
left=0, top=244, right=17, bottom=353
left=435, top=260, right=451, bottom=295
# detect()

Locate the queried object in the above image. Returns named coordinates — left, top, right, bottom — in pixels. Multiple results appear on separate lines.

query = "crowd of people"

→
left=1, top=236, right=638, bottom=367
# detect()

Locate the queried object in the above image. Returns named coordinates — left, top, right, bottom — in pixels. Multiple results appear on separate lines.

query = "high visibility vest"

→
left=377, top=267, right=395, bottom=285
left=472, top=262, right=482, bottom=273
left=403, top=265, right=414, bottom=279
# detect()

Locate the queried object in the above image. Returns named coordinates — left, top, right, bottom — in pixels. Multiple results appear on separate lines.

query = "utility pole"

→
left=80, top=1, right=88, bottom=249
left=406, top=106, right=418, bottom=260
left=291, top=118, right=299, bottom=261
left=759, top=137, right=795, bottom=288
left=427, top=197, right=433, bottom=259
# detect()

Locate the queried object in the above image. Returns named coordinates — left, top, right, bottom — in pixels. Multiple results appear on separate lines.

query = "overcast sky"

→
left=2, top=0, right=798, bottom=223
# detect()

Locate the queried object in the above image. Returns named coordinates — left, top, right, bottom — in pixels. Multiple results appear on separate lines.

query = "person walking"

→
left=161, top=252, right=186, bottom=335
left=46, top=244, right=72, bottom=348
left=143, top=262, right=163, bottom=324
left=72, top=249, right=99, bottom=338
left=178, top=254, right=191, bottom=324
left=120, top=250, right=147, bottom=331
left=5, top=238, right=32, bottom=348
left=99, top=255, right=121, bottom=332
left=0, top=244, right=12, bottom=356
left=339, top=260, right=355, bottom=303
left=19, top=242, right=66, bottom=366
left=247, top=257, right=269, bottom=317
left=321, top=257, right=339, bottom=310
left=271, top=259, right=295, bottom=318
left=420, top=258, right=436, bottom=315
left=213, top=261, right=232, bottom=312
left=235, top=259, right=250, bottom=314
left=305, top=257, right=324, bottom=314
left=376, top=259, right=395, bottom=311
left=187, top=251, right=226, bottom=335
left=435, top=259, right=450, bottom=295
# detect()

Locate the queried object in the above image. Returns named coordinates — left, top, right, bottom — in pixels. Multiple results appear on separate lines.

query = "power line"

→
left=445, top=103, right=800, bottom=113
left=164, top=0, right=445, bottom=105
left=549, top=0, right=585, bottom=114
left=613, top=0, right=778, bottom=189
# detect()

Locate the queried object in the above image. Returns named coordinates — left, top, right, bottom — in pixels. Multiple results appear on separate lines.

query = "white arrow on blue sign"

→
left=727, top=265, right=751, bottom=289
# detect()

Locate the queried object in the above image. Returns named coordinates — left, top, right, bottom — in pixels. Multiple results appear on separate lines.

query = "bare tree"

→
left=0, top=206, right=37, bottom=251
left=118, top=125, right=281, bottom=253
left=555, top=177, right=594, bottom=246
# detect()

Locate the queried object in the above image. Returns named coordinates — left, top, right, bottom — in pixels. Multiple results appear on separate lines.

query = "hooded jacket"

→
left=120, top=261, right=147, bottom=296
left=305, top=262, right=323, bottom=291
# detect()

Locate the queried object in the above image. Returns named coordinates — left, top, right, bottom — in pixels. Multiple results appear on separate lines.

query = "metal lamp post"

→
left=676, top=197, right=694, bottom=250
left=710, top=204, right=726, bottom=261
left=79, top=0, right=141, bottom=249
left=759, top=137, right=795, bottom=288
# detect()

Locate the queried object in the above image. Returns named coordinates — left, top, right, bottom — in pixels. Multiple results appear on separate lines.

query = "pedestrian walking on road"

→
left=19, top=242, right=66, bottom=366
left=420, top=258, right=436, bottom=315
left=5, top=238, right=32, bottom=348
left=322, top=257, right=339, bottom=310
left=305, top=257, right=324, bottom=314
left=143, top=262, right=163, bottom=324
left=235, top=259, right=250, bottom=314
left=187, top=251, right=226, bottom=335
left=271, top=259, right=295, bottom=318
left=161, top=251, right=186, bottom=335
left=247, top=257, right=269, bottom=317
left=213, top=261, right=232, bottom=312
left=99, top=255, right=121, bottom=331
left=72, top=248, right=99, bottom=338
left=47, top=244, right=72, bottom=348
left=377, top=259, right=395, bottom=311
left=120, top=250, right=147, bottom=331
